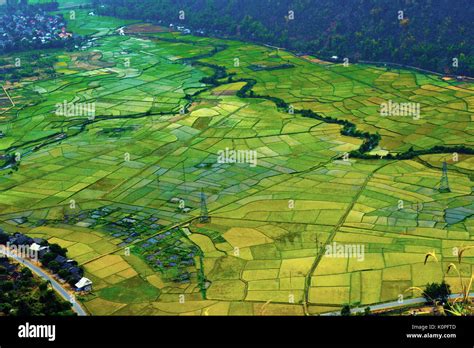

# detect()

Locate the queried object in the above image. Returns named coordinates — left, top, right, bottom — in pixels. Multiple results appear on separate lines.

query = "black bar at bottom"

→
left=0, top=316, right=472, bottom=347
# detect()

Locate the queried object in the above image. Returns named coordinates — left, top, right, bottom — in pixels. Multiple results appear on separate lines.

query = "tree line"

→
left=92, top=0, right=473, bottom=76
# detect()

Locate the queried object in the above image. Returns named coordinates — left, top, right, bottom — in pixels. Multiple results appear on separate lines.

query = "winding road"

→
left=1, top=248, right=88, bottom=316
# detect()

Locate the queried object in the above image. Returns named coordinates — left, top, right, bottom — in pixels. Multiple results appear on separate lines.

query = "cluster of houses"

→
left=0, top=230, right=92, bottom=292
left=61, top=204, right=199, bottom=284
left=167, top=23, right=202, bottom=35
left=147, top=18, right=206, bottom=36
left=0, top=7, right=73, bottom=53
left=2, top=200, right=198, bottom=288
left=64, top=205, right=165, bottom=248
left=109, top=214, right=164, bottom=247
left=141, top=227, right=198, bottom=283
left=60, top=204, right=199, bottom=283
left=174, top=25, right=191, bottom=35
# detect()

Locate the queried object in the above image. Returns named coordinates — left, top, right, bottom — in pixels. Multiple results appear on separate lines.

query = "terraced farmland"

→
left=0, top=11, right=473, bottom=315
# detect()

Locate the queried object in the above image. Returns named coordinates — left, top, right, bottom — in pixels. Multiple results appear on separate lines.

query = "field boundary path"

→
left=303, top=162, right=392, bottom=315
left=1, top=85, right=15, bottom=107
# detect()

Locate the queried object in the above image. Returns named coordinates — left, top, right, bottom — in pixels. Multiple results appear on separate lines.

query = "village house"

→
left=29, top=242, right=49, bottom=258
left=0, top=4, right=75, bottom=54
left=75, top=277, right=93, bottom=292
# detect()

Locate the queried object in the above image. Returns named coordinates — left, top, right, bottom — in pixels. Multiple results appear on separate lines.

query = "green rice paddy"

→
left=0, top=10, right=473, bottom=315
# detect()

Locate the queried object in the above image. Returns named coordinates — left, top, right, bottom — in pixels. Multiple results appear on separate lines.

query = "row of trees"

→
left=0, top=259, right=74, bottom=316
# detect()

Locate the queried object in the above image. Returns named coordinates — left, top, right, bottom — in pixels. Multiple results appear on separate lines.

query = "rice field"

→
left=0, top=11, right=472, bottom=315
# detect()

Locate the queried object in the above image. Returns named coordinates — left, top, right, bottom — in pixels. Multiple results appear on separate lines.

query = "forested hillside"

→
left=92, top=0, right=473, bottom=76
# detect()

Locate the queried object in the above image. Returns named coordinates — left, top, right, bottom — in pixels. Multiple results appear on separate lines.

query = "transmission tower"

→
left=439, top=161, right=451, bottom=193
left=413, top=202, right=423, bottom=225
left=200, top=188, right=210, bottom=223
left=182, top=161, right=187, bottom=194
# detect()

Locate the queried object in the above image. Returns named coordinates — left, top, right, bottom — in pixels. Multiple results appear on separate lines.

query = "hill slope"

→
left=92, top=0, right=474, bottom=76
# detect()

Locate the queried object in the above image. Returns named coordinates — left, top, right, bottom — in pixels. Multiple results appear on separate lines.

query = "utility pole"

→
left=439, top=161, right=451, bottom=193
left=182, top=161, right=187, bottom=194
left=200, top=188, right=210, bottom=223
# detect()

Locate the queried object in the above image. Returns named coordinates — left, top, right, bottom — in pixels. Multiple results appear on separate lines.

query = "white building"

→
left=75, top=277, right=93, bottom=292
left=30, top=243, right=49, bottom=256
